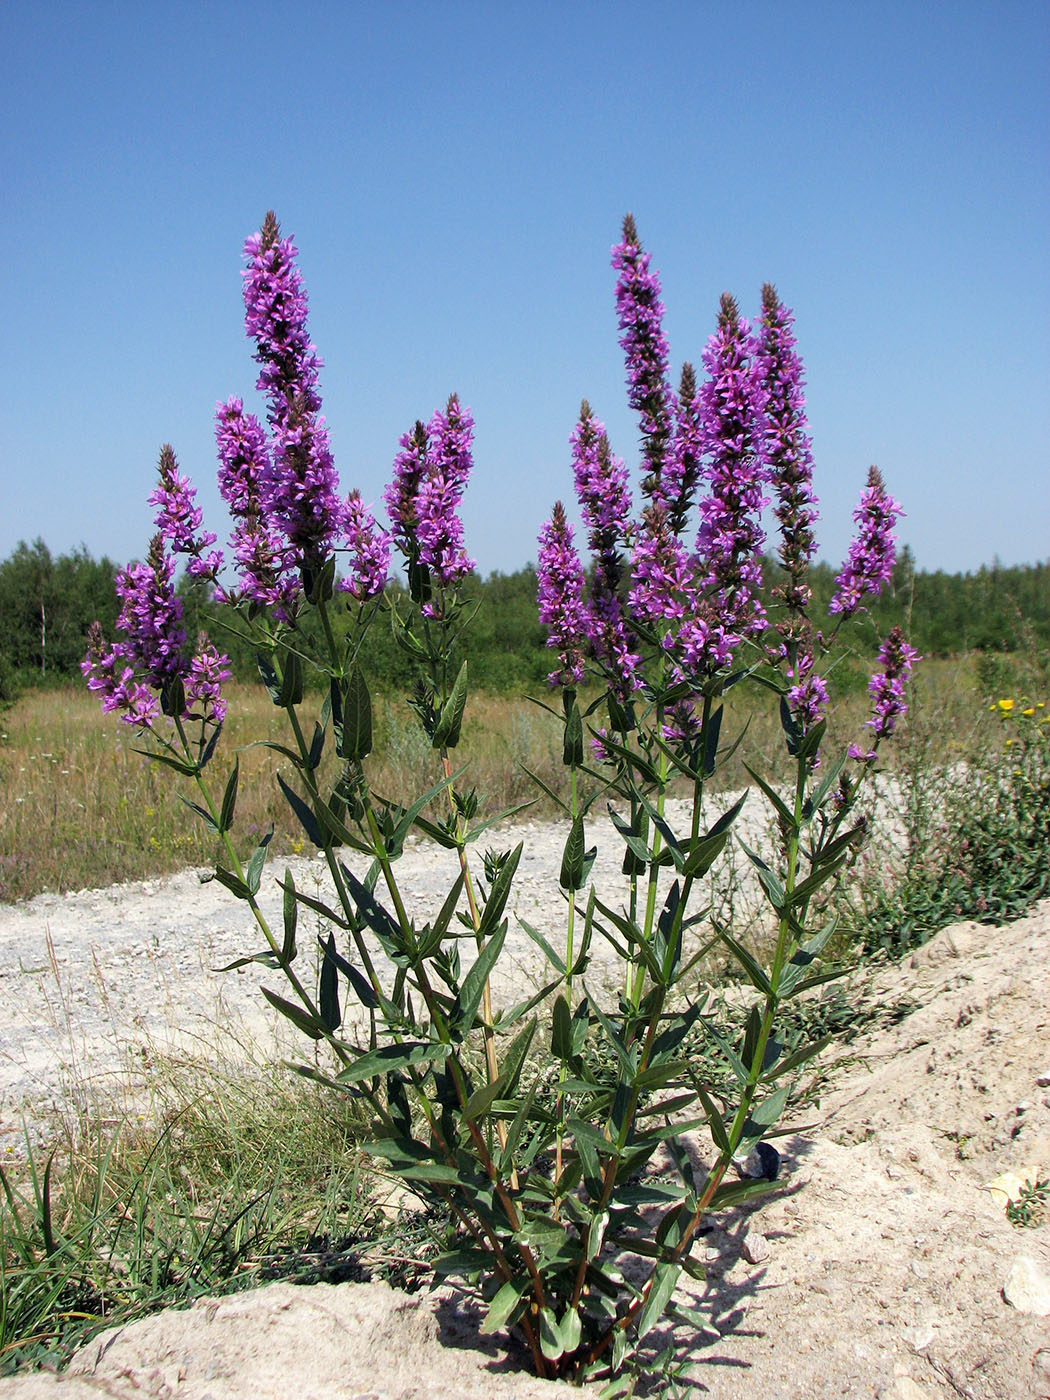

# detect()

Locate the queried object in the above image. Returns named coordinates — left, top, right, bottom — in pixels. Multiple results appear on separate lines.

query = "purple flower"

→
left=859, top=626, right=920, bottom=748
left=215, top=398, right=299, bottom=614
left=571, top=401, right=632, bottom=560
left=537, top=501, right=588, bottom=688
left=756, top=286, right=819, bottom=606
left=661, top=698, right=702, bottom=747
left=241, top=212, right=344, bottom=569
left=149, top=444, right=222, bottom=583
left=829, top=467, right=903, bottom=618
left=570, top=402, right=637, bottom=698
left=663, top=364, right=704, bottom=537
left=385, top=420, right=430, bottom=560
left=185, top=635, right=232, bottom=725
left=84, top=530, right=229, bottom=733
left=690, top=293, right=768, bottom=671
left=338, top=491, right=390, bottom=602
left=629, top=503, right=696, bottom=629
left=786, top=652, right=829, bottom=734
left=416, top=394, right=476, bottom=594
left=611, top=213, right=675, bottom=494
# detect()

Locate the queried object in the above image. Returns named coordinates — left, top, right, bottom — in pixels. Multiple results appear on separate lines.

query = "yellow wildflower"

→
left=1022, top=707, right=1035, bottom=717
left=997, top=698, right=1014, bottom=714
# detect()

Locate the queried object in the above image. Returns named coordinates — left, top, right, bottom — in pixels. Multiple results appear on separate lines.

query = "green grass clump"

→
left=0, top=1052, right=376, bottom=1374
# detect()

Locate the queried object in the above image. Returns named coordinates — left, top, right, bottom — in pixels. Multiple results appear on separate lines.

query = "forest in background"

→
left=1, top=537, right=1048, bottom=702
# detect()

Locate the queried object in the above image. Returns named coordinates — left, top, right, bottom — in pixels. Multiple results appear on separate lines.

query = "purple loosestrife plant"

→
left=83, top=211, right=918, bottom=1393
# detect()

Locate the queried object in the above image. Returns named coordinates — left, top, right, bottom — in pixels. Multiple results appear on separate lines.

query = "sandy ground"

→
left=0, top=805, right=1048, bottom=1399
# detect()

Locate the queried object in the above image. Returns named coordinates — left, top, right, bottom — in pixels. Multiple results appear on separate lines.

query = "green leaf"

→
left=279, top=651, right=304, bottom=706
left=714, top=926, right=773, bottom=996
left=213, top=865, right=251, bottom=900
left=337, top=664, right=373, bottom=761
left=336, top=1041, right=451, bottom=1085
left=707, top=1176, right=778, bottom=1210
left=696, top=1083, right=731, bottom=1154
left=551, top=993, right=572, bottom=1059
left=433, top=660, right=468, bottom=749
left=518, top=763, right=569, bottom=815
left=478, top=842, right=522, bottom=938
left=277, top=878, right=350, bottom=930
left=804, top=751, right=847, bottom=818
left=319, top=933, right=341, bottom=1032
left=454, top=923, right=507, bottom=1031
left=737, top=838, right=787, bottom=914
left=636, top=1261, right=680, bottom=1340
left=559, top=817, right=596, bottom=892
left=178, top=796, right=219, bottom=834
left=281, top=869, right=298, bottom=965
left=563, top=703, right=584, bottom=768
left=764, top=1034, right=832, bottom=1082
left=132, top=747, right=198, bottom=777
left=517, top=919, right=566, bottom=975
left=607, top=806, right=651, bottom=866
left=260, top=986, right=323, bottom=1040
left=788, top=851, right=849, bottom=908
left=432, top=1248, right=491, bottom=1279
left=219, top=756, right=240, bottom=828
left=742, top=763, right=795, bottom=830
left=245, top=826, right=273, bottom=896
left=703, top=703, right=724, bottom=778
left=480, top=1277, right=530, bottom=1334
left=277, top=773, right=323, bottom=848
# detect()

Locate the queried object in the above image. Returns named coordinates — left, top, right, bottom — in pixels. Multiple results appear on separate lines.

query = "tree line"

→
left=1, top=537, right=1047, bottom=703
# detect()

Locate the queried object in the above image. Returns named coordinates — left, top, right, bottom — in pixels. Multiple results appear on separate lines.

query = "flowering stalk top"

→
left=756, top=285, right=818, bottom=607
left=611, top=213, right=675, bottom=495
left=242, top=212, right=343, bottom=570
left=829, top=466, right=903, bottom=617
left=149, top=444, right=222, bottom=583
left=537, top=501, right=588, bottom=688
left=850, top=626, right=921, bottom=761
left=691, top=293, right=768, bottom=670
left=339, top=491, right=391, bottom=602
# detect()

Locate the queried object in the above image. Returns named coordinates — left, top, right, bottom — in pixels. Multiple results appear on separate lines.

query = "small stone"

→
left=1036, top=1068, right=1050, bottom=1088
left=741, top=1230, right=770, bottom=1264
left=1003, top=1256, right=1050, bottom=1316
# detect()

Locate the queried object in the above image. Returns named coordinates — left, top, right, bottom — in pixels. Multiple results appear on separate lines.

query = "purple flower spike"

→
left=692, top=294, right=768, bottom=669
left=416, top=394, right=476, bottom=596
left=385, top=420, right=430, bottom=561
left=629, top=503, right=695, bottom=630
left=537, top=501, right=588, bottom=688
left=185, top=635, right=232, bottom=726
left=149, top=445, right=222, bottom=582
left=242, top=212, right=344, bottom=569
left=571, top=401, right=632, bottom=563
left=339, top=491, right=391, bottom=602
left=570, top=403, right=637, bottom=698
left=663, top=363, right=704, bottom=536
left=858, top=626, right=921, bottom=752
left=611, top=213, right=675, bottom=493
left=216, top=398, right=299, bottom=614
left=114, top=535, right=187, bottom=692
left=757, top=286, right=819, bottom=606
left=829, top=466, right=903, bottom=618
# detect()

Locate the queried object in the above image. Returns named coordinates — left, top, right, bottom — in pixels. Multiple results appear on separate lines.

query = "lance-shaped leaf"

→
left=559, top=817, right=597, bottom=892
left=178, top=796, right=219, bottom=834
left=478, top=842, right=522, bottom=938
left=703, top=702, right=724, bottom=777
left=636, top=1261, right=681, bottom=1341
left=281, top=869, right=298, bottom=964
left=336, top=1041, right=451, bottom=1085
left=432, top=660, right=468, bottom=749
left=244, top=826, right=273, bottom=896
left=737, top=837, right=787, bottom=914
left=803, top=750, right=848, bottom=819
left=608, top=806, right=652, bottom=867
left=714, top=925, right=774, bottom=997
left=277, top=773, right=323, bottom=848
left=261, top=986, right=324, bottom=1040
left=563, top=702, right=584, bottom=768
left=453, top=923, right=507, bottom=1032
left=213, top=866, right=252, bottom=901
left=334, top=665, right=373, bottom=761
left=133, top=747, right=198, bottom=777
left=480, top=1276, right=530, bottom=1335
left=319, top=932, right=342, bottom=1032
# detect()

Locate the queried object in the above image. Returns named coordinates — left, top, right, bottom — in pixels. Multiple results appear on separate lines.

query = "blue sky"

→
left=2, top=1, right=1047, bottom=582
